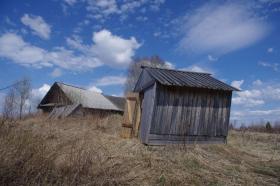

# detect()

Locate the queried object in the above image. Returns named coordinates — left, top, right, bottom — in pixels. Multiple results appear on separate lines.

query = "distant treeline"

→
left=229, top=121, right=280, bottom=134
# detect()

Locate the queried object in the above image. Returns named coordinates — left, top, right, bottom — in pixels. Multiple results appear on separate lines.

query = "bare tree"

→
left=2, top=87, right=17, bottom=121
left=14, top=77, right=31, bottom=119
left=124, top=55, right=169, bottom=93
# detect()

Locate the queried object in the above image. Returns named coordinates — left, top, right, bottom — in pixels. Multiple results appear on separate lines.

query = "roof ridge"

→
left=136, top=67, right=238, bottom=91
left=141, top=65, right=211, bottom=75
left=56, top=81, right=87, bottom=90
left=56, top=82, right=126, bottom=96
left=104, top=95, right=123, bottom=99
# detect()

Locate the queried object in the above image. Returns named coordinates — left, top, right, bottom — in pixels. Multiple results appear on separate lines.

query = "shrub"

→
left=265, top=122, right=272, bottom=132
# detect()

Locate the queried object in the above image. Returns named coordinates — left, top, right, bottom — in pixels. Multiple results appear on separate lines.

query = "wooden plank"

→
left=177, top=90, right=186, bottom=135
left=219, top=91, right=226, bottom=136
left=145, top=83, right=157, bottom=143
left=147, top=134, right=226, bottom=145
left=159, top=86, right=168, bottom=134
left=122, top=100, right=130, bottom=126
left=203, top=92, right=210, bottom=135
left=148, top=138, right=226, bottom=145
left=194, top=92, right=202, bottom=135
left=198, top=91, right=207, bottom=135
left=207, top=92, right=214, bottom=136
left=185, top=89, right=192, bottom=135
left=127, top=100, right=132, bottom=124
left=149, top=134, right=226, bottom=141
left=175, top=90, right=184, bottom=135
left=170, top=89, right=179, bottom=135
left=225, top=92, right=232, bottom=136
left=213, top=92, right=219, bottom=136
left=221, top=92, right=227, bottom=136
left=122, top=123, right=133, bottom=128
left=121, top=92, right=141, bottom=138
left=139, top=83, right=157, bottom=144
left=190, top=90, right=198, bottom=135
left=139, top=91, right=149, bottom=142
left=126, top=92, right=139, bottom=99
left=133, top=94, right=141, bottom=137
left=120, top=127, right=132, bottom=138
left=164, top=86, right=172, bottom=134
left=184, top=89, right=191, bottom=135
left=217, top=92, right=222, bottom=136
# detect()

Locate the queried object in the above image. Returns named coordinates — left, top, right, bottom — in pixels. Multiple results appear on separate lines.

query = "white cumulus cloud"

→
left=253, top=79, right=263, bottom=86
left=179, top=2, right=269, bottom=55
left=87, top=0, right=119, bottom=16
left=88, top=86, right=103, bottom=93
left=21, top=14, right=51, bottom=39
left=0, top=30, right=140, bottom=70
left=78, top=0, right=165, bottom=20
left=32, top=84, right=51, bottom=99
left=232, top=81, right=280, bottom=108
left=208, top=55, right=218, bottom=61
left=0, top=33, right=49, bottom=67
left=91, top=29, right=141, bottom=67
left=47, top=46, right=102, bottom=70
left=164, top=61, right=175, bottom=69
left=50, top=68, right=62, bottom=78
left=232, top=89, right=264, bottom=107
left=181, top=65, right=214, bottom=74
left=66, top=29, right=141, bottom=67
left=95, top=75, right=126, bottom=86
left=267, top=47, right=274, bottom=53
left=259, top=61, right=279, bottom=71
left=231, top=80, right=244, bottom=90
left=64, top=0, right=77, bottom=6
left=29, top=84, right=51, bottom=109
left=231, top=108, right=280, bottom=121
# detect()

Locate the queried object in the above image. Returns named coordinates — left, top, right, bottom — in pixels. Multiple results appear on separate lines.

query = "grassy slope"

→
left=0, top=115, right=279, bottom=185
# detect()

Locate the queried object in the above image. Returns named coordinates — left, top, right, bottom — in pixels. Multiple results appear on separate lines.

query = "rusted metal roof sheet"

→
left=139, top=67, right=238, bottom=91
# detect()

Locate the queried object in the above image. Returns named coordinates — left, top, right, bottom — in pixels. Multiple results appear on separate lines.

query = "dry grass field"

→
left=0, top=115, right=279, bottom=185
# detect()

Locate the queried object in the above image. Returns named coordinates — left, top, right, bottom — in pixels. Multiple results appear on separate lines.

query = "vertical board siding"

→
left=149, top=85, right=232, bottom=140
left=139, top=83, right=156, bottom=144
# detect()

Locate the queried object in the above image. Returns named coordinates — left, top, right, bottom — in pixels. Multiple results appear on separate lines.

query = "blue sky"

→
left=0, top=0, right=280, bottom=123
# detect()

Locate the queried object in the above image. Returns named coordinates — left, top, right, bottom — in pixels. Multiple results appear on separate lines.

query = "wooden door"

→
left=120, top=92, right=141, bottom=138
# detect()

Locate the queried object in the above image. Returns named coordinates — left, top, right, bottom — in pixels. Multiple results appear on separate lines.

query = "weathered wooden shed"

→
left=38, top=82, right=125, bottom=119
left=133, top=66, right=238, bottom=145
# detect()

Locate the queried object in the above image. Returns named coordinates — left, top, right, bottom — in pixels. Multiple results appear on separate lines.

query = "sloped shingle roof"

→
left=56, top=82, right=124, bottom=111
left=137, top=67, right=238, bottom=91
left=104, top=95, right=125, bottom=111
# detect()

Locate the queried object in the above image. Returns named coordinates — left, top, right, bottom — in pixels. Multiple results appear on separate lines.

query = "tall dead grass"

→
left=0, top=115, right=279, bottom=185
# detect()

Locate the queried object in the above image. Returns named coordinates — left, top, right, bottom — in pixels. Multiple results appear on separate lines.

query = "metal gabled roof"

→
left=140, top=67, right=239, bottom=91
left=56, top=82, right=124, bottom=111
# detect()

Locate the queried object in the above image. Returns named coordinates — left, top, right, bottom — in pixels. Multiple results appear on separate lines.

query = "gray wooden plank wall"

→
left=149, top=84, right=232, bottom=141
left=134, top=70, right=155, bottom=92
left=139, top=83, right=157, bottom=144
